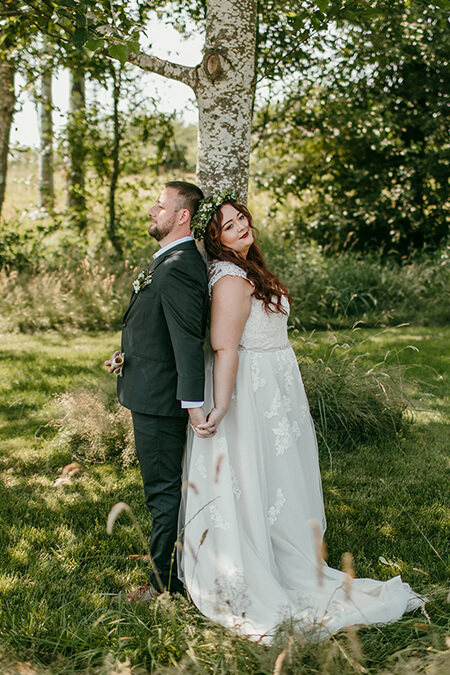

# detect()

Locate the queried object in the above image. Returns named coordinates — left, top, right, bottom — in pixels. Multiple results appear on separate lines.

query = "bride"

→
left=179, top=193, right=423, bottom=643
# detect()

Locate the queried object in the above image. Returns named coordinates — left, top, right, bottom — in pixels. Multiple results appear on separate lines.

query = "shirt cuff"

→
left=181, top=400, right=204, bottom=409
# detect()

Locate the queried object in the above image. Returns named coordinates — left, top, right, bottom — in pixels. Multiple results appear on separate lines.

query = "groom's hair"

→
left=165, top=181, right=204, bottom=219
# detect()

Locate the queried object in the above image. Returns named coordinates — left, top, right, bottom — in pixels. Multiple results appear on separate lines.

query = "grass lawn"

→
left=0, top=327, right=448, bottom=674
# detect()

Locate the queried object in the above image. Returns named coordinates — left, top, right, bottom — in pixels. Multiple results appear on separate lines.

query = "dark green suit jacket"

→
left=118, top=240, right=209, bottom=417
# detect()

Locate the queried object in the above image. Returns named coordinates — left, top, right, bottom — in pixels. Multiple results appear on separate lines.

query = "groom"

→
left=106, top=181, right=209, bottom=597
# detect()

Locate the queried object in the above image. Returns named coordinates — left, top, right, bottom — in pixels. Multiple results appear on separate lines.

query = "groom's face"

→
left=148, top=187, right=181, bottom=242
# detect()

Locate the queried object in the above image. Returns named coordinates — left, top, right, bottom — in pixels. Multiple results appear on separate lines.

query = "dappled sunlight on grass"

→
left=0, top=328, right=448, bottom=673
left=412, top=409, right=449, bottom=424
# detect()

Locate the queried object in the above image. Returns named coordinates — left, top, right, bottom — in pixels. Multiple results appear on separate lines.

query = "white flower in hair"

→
left=191, top=189, right=238, bottom=240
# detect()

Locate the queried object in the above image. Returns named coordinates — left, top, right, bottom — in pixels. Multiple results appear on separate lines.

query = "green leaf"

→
left=55, top=7, right=69, bottom=20
left=294, top=15, right=305, bottom=31
left=315, top=0, right=329, bottom=12
left=85, top=39, right=105, bottom=54
left=427, top=0, right=450, bottom=8
left=310, top=14, right=323, bottom=31
left=72, top=27, right=90, bottom=50
left=75, top=11, right=87, bottom=28
left=36, top=15, right=48, bottom=29
left=108, top=43, right=129, bottom=66
left=127, top=40, right=140, bottom=56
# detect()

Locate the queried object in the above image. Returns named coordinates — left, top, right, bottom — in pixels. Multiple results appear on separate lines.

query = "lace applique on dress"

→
left=208, top=260, right=250, bottom=296
left=216, top=437, right=228, bottom=455
left=292, top=421, right=301, bottom=438
left=282, top=395, right=292, bottom=413
left=268, top=489, right=286, bottom=526
left=272, top=418, right=294, bottom=455
left=250, top=352, right=267, bottom=391
left=265, top=387, right=282, bottom=419
left=276, top=350, right=295, bottom=392
left=196, top=454, right=208, bottom=479
left=209, top=504, right=230, bottom=530
left=230, top=465, right=242, bottom=500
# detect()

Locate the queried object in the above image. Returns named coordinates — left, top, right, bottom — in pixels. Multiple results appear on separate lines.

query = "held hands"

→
left=188, top=407, right=213, bottom=438
left=192, top=406, right=227, bottom=439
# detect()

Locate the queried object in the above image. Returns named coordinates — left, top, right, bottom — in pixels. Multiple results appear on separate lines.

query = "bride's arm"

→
left=199, top=275, right=252, bottom=431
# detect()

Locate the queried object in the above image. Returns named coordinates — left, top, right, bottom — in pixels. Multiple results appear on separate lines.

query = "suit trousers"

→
left=131, top=410, right=187, bottom=594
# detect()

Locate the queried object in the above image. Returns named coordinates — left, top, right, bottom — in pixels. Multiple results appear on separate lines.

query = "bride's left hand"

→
left=194, top=407, right=226, bottom=438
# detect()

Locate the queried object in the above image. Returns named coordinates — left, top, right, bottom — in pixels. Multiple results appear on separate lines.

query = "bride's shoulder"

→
left=208, top=260, right=248, bottom=293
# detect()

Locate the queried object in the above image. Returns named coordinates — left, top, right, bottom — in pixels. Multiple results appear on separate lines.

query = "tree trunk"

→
left=67, top=69, right=87, bottom=230
left=195, top=0, right=257, bottom=200
left=0, top=57, right=15, bottom=220
left=39, top=70, right=54, bottom=209
left=131, top=0, right=257, bottom=201
left=108, top=66, right=123, bottom=256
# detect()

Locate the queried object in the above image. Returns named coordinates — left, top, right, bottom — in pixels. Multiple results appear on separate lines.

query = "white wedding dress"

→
left=180, top=261, right=423, bottom=644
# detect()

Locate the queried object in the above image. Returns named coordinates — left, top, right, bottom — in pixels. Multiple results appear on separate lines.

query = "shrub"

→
left=263, top=239, right=450, bottom=330
left=51, top=389, right=136, bottom=468
left=296, top=333, right=409, bottom=454
left=0, top=258, right=131, bottom=332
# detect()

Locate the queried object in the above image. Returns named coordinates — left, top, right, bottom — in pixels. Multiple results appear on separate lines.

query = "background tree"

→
left=4, top=0, right=354, bottom=201
left=4, top=1, right=449, bottom=255
left=253, top=0, right=450, bottom=255
left=66, top=67, right=87, bottom=230
left=38, top=46, right=54, bottom=209
left=0, top=54, right=15, bottom=220
left=0, top=3, right=20, bottom=220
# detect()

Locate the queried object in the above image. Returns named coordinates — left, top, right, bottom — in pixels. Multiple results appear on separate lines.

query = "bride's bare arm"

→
left=199, top=275, right=252, bottom=431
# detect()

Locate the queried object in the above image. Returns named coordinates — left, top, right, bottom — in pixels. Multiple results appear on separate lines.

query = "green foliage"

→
left=0, top=328, right=448, bottom=673
left=1, top=146, right=166, bottom=267
left=253, top=0, right=450, bottom=255
left=260, top=231, right=450, bottom=329
left=1, top=240, right=449, bottom=333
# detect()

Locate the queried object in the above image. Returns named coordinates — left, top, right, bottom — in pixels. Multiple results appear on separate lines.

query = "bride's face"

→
left=219, top=204, right=254, bottom=258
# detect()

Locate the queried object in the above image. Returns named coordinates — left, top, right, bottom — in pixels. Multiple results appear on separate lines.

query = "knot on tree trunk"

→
left=203, top=49, right=225, bottom=82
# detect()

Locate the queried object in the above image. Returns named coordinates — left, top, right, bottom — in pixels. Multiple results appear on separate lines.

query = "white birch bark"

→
left=130, top=0, right=257, bottom=201
left=39, top=70, right=54, bottom=209
left=67, top=69, right=87, bottom=229
left=196, top=0, right=257, bottom=200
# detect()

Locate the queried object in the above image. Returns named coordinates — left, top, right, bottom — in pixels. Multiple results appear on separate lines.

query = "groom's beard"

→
left=148, top=214, right=177, bottom=242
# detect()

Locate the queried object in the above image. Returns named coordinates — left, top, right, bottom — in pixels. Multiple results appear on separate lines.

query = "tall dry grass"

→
left=301, top=347, right=407, bottom=452
left=50, top=389, right=136, bottom=468
left=1, top=244, right=449, bottom=333
left=0, top=258, right=131, bottom=332
left=50, top=333, right=410, bottom=470
left=265, top=241, right=450, bottom=329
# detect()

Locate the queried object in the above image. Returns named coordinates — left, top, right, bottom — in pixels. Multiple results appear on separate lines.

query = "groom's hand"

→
left=104, top=350, right=121, bottom=374
left=188, top=407, right=217, bottom=438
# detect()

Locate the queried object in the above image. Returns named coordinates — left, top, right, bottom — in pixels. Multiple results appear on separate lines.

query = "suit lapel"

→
left=123, top=240, right=196, bottom=319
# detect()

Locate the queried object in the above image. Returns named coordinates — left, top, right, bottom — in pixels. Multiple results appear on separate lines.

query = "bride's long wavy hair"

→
left=204, top=201, right=290, bottom=314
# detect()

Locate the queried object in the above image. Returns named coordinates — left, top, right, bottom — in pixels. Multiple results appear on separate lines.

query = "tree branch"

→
left=128, top=51, right=199, bottom=93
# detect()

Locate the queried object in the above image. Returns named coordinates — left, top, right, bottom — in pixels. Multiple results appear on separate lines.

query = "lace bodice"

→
left=208, top=261, right=290, bottom=350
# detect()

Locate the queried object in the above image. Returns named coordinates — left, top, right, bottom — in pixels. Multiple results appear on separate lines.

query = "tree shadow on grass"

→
left=0, top=458, right=149, bottom=605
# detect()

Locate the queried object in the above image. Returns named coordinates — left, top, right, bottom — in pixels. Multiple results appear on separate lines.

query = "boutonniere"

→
left=132, top=269, right=153, bottom=294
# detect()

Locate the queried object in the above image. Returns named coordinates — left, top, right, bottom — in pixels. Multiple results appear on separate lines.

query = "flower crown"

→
left=191, top=189, right=238, bottom=240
